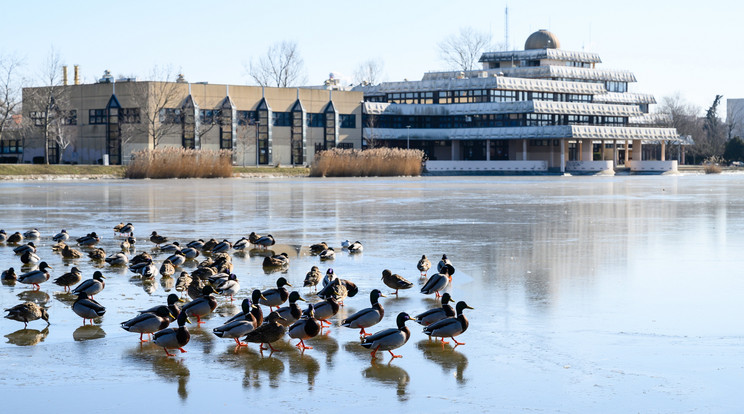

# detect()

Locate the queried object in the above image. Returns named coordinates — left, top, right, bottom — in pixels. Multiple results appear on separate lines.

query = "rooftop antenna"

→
left=504, top=5, right=509, bottom=50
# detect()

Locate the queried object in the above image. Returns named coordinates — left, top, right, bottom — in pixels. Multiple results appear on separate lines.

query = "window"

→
left=160, top=108, right=182, bottom=124
left=120, top=108, right=140, bottom=124
left=89, top=109, right=107, bottom=124
left=200, top=109, right=219, bottom=125
left=272, top=111, right=292, bottom=127
left=306, top=113, right=324, bottom=127
left=237, top=110, right=257, bottom=125
left=0, top=140, right=22, bottom=154
left=340, top=114, right=356, bottom=128
left=605, top=81, right=627, bottom=93
left=29, top=111, right=46, bottom=126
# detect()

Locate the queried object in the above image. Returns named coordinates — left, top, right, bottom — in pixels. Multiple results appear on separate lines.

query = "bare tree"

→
left=353, top=59, right=384, bottom=86
left=248, top=41, right=307, bottom=87
left=122, top=67, right=184, bottom=148
left=438, top=27, right=492, bottom=72
left=0, top=54, right=23, bottom=142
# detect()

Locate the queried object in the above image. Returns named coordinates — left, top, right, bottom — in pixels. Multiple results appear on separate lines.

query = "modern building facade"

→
left=20, top=73, right=363, bottom=165
left=359, top=30, right=683, bottom=173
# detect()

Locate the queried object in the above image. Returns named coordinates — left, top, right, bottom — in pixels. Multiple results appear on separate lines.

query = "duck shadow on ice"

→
left=5, top=327, right=49, bottom=346
left=124, top=345, right=191, bottom=401
left=362, top=361, right=410, bottom=402
left=416, top=339, right=468, bottom=385
left=219, top=345, right=285, bottom=389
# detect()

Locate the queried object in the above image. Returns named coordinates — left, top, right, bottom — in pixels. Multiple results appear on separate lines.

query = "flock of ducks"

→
left=1, top=226, right=472, bottom=360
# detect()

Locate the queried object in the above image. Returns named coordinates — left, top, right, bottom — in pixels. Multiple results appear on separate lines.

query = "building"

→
left=359, top=30, right=683, bottom=174
left=727, top=99, right=744, bottom=140
left=20, top=70, right=363, bottom=165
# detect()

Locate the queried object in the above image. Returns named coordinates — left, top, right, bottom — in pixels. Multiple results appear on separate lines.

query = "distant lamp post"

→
left=406, top=125, right=411, bottom=149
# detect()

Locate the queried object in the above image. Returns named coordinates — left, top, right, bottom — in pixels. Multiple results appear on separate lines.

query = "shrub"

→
left=309, top=148, right=424, bottom=177
left=703, top=155, right=723, bottom=174
left=125, top=148, right=233, bottom=179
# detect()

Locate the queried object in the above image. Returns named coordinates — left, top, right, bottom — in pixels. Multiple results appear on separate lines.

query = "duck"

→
left=14, top=242, right=36, bottom=255
left=248, top=232, right=261, bottom=245
left=72, top=271, right=106, bottom=298
left=232, top=237, right=250, bottom=252
left=275, top=291, right=307, bottom=326
left=139, top=293, right=184, bottom=323
left=159, top=259, right=176, bottom=278
left=165, top=251, right=186, bottom=267
left=437, top=254, right=453, bottom=274
left=422, top=301, right=473, bottom=346
left=175, top=271, right=192, bottom=295
left=7, top=231, right=23, bottom=244
left=20, top=250, right=41, bottom=265
left=113, top=222, right=125, bottom=235
left=420, top=264, right=455, bottom=298
left=62, top=245, right=84, bottom=259
left=187, top=277, right=207, bottom=301
left=119, top=223, right=134, bottom=237
left=341, top=289, right=386, bottom=337
left=319, top=247, right=335, bottom=261
left=414, top=293, right=456, bottom=327
left=213, top=299, right=258, bottom=347
left=159, top=241, right=181, bottom=253
left=53, top=266, right=83, bottom=292
left=24, top=229, right=41, bottom=239
left=88, top=247, right=107, bottom=261
left=181, top=246, right=200, bottom=259
left=417, top=255, right=432, bottom=276
left=201, top=238, right=219, bottom=252
left=1, top=267, right=17, bottom=282
left=150, top=231, right=169, bottom=246
left=105, top=252, right=129, bottom=266
left=227, top=290, right=267, bottom=325
left=312, top=297, right=340, bottom=327
left=303, top=266, right=322, bottom=291
left=51, top=241, right=67, bottom=252
left=381, top=269, right=413, bottom=295
left=211, top=239, right=232, bottom=254
left=120, top=236, right=136, bottom=251
left=72, top=292, right=106, bottom=325
left=340, top=240, right=351, bottom=249
left=254, top=234, right=275, bottom=249
left=76, top=232, right=100, bottom=247
left=242, top=311, right=287, bottom=353
left=152, top=311, right=191, bottom=356
left=309, top=242, right=328, bottom=255
left=121, top=306, right=174, bottom=342
left=260, top=277, right=292, bottom=311
left=181, top=285, right=218, bottom=324
left=18, top=261, right=52, bottom=289
left=215, top=273, right=240, bottom=301
left=130, top=259, right=157, bottom=279
left=288, top=304, right=321, bottom=350
left=262, top=252, right=289, bottom=268
left=348, top=240, right=364, bottom=253
left=361, top=312, right=413, bottom=359
left=186, top=239, right=205, bottom=250
left=130, top=251, right=152, bottom=265
left=4, top=302, right=50, bottom=328
left=317, top=278, right=359, bottom=305
left=322, top=268, right=336, bottom=287
left=52, top=229, right=70, bottom=242
left=0, top=229, right=8, bottom=243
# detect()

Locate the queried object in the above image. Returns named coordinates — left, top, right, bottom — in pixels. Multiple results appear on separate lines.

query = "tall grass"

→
left=125, top=148, right=233, bottom=179
left=703, top=155, right=723, bottom=174
left=310, top=148, right=424, bottom=177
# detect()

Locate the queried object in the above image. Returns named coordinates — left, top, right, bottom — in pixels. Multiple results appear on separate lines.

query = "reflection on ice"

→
left=73, top=325, right=106, bottom=341
left=362, top=361, right=410, bottom=402
left=5, top=327, right=49, bottom=346
left=17, top=289, right=50, bottom=305
left=416, top=340, right=468, bottom=385
left=125, top=344, right=191, bottom=401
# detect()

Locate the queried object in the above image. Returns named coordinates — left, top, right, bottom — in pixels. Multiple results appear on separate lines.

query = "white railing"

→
left=627, top=160, right=678, bottom=172
left=426, top=160, right=548, bottom=172
left=565, top=160, right=614, bottom=172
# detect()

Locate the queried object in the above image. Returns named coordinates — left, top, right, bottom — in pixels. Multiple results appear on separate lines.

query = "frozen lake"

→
left=1, top=175, right=743, bottom=412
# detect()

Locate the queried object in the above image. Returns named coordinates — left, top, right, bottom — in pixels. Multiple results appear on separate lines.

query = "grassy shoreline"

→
left=0, top=164, right=310, bottom=179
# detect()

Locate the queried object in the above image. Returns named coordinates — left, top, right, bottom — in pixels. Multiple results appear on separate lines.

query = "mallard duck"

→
left=341, top=289, right=385, bottom=337
left=159, top=241, right=181, bottom=253
left=52, top=229, right=70, bottom=242
left=248, top=232, right=261, bottom=245
left=105, top=252, right=129, bottom=266
left=7, top=231, right=23, bottom=244
left=348, top=241, right=363, bottom=253
left=150, top=231, right=169, bottom=246
left=275, top=291, right=306, bottom=326
left=181, top=247, right=200, bottom=259
left=14, top=242, right=36, bottom=255
left=319, top=247, right=335, bottom=261
left=88, top=248, right=107, bottom=261
left=76, top=232, right=100, bottom=247
left=420, top=264, right=455, bottom=298
left=322, top=268, right=336, bottom=287
left=381, top=269, right=413, bottom=295
left=242, top=311, right=286, bottom=352
left=181, top=285, right=218, bottom=324
left=309, top=242, right=328, bottom=255
left=313, top=297, right=340, bottom=326
left=303, top=266, right=322, bottom=291
left=255, top=234, right=275, bottom=249
left=422, top=301, right=473, bottom=346
left=211, top=239, right=232, bottom=254
left=340, top=240, right=351, bottom=248
left=130, top=251, right=152, bottom=265
left=186, top=239, right=205, bottom=250
left=139, top=293, right=184, bottom=323
left=361, top=312, right=412, bottom=359
left=215, top=273, right=240, bottom=301
left=165, top=251, right=186, bottom=267
left=152, top=311, right=191, bottom=356
left=72, top=271, right=106, bottom=297
left=288, top=304, right=321, bottom=350
left=233, top=237, right=250, bottom=252
left=262, top=252, right=289, bottom=268
left=53, top=266, right=83, bottom=292
left=0, top=229, right=8, bottom=243
left=317, top=278, right=359, bottom=305
left=213, top=299, right=258, bottom=346
left=4, top=302, right=50, bottom=328
left=159, top=259, right=176, bottom=278
left=113, top=222, right=125, bottom=235
left=20, top=250, right=41, bottom=265
left=120, top=236, right=136, bottom=251
left=119, top=223, right=134, bottom=237
left=23, top=229, right=41, bottom=239
left=227, top=290, right=266, bottom=324
left=175, top=271, right=192, bottom=295
left=51, top=241, right=67, bottom=252
left=130, top=259, right=157, bottom=279
left=414, top=293, right=456, bottom=326
left=72, top=292, right=106, bottom=325
left=18, top=261, right=52, bottom=289
left=212, top=253, right=233, bottom=273
left=417, top=255, right=432, bottom=276
left=62, top=245, right=84, bottom=259
left=202, top=238, right=219, bottom=252
left=260, top=277, right=292, bottom=311
left=121, top=306, right=173, bottom=342
left=1, top=267, right=17, bottom=282
left=437, top=254, right=453, bottom=274
left=187, top=277, right=207, bottom=301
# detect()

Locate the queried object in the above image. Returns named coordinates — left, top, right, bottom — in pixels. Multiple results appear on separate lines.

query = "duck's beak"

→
left=178, top=298, right=185, bottom=303
left=466, top=305, right=474, bottom=310
left=169, top=312, right=175, bottom=320
left=261, top=294, right=268, bottom=300
left=286, top=282, right=293, bottom=287
left=298, top=297, right=306, bottom=302
left=449, top=297, right=455, bottom=303
left=185, top=317, right=192, bottom=324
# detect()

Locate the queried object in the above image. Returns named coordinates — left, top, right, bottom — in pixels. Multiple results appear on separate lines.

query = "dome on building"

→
left=524, top=30, right=560, bottom=50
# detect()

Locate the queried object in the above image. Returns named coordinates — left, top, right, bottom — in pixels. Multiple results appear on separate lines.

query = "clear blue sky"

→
left=1, top=0, right=738, bottom=115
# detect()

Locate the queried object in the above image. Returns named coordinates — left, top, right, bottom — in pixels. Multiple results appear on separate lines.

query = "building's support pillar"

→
left=624, top=140, right=629, bottom=165
left=578, top=140, right=583, bottom=161
left=661, top=141, right=666, bottom=161
left=486, top=139, right=490, bottom=161
left=522, top=139, right=527, bottom=160
left=560, top=139, right=565, bottom=173
left=613, top=140, right=618, bottom=167
left=632, top=139, right=642, bottom=162
left=581, top=139, right=592, bottom=162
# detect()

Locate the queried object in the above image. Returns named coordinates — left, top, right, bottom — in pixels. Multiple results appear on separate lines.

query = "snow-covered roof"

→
left=422, top=66, right=636, bottom=83
left=362, top=76, right=605, bottom=96
left=479, top=49, right=602, bottom=64
left=629, top=113, right=671, bottom=126
left=363, top=101, right=642, bottom=117
left=593, top=92, right=656, bottom=105
left=365, top=125, right=681, bottom=141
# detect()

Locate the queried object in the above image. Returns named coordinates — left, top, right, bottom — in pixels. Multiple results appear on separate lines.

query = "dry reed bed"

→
left=310, top=148, right=424, bottom=177
left=125, top=148, right=233, bottom=179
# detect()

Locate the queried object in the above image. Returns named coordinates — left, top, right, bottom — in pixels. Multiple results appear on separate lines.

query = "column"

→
left=613, top=140, right=617, bottom=167
left=522, top=139, right=527, bottom=160
left=661, top=141, right=666, bottom=161
left=560, top=139, right=565, bottom=173
left=624, top=140, right=629, bottom=165
left=486, top=139, right=490, bottom=161
left=632, top=139, right=642, bottom=163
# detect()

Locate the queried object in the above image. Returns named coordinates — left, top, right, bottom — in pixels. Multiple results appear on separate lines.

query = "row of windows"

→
left=0, top=140, right=22, bottom=154
left=370, top=89, right=595, bottom=105
left=162, top=109, right=357, bottom=129
left=89, top=108, right=138, bottom=125
left=364, top=113, right=629, bottom=129
left=29, top=110, right=77, bottom=126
